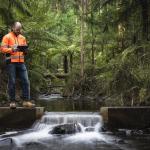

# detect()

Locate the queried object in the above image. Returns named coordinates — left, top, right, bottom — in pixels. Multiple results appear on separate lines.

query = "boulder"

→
left=50, top=123, right=81, bottom=134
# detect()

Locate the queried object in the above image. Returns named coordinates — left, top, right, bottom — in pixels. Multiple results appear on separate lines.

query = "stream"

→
left=0, top=94, right=150, bottom=150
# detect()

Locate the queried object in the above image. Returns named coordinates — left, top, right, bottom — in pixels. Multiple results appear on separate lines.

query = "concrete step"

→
left=0, top=107, right=44, bottom=129
left=100, top=107, right=150, bottom=129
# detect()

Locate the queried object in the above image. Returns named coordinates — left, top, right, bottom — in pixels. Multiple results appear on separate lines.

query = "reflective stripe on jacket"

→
left=1, top=32, right=27, bottom=63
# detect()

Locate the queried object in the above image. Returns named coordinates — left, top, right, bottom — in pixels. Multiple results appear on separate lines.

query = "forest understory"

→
left=0, top=0, right=150, bottom=107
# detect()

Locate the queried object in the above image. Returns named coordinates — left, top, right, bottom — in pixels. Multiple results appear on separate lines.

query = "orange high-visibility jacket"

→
left=1, top=32, right=27, bottom=63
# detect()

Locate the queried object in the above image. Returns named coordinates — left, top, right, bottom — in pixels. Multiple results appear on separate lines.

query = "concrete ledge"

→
left=100, top=107, right=150, bottom=129
left=0, top=107, right=44, bottom=129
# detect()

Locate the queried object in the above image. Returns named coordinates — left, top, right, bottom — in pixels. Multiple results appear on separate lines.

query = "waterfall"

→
left=32, top=112, right=103, bottom=132
left=0, top=112, right=105, bottom=147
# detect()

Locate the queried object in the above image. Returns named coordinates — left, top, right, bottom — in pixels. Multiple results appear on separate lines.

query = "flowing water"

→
left=0, top=112, right=105, bottom=149
left=0, top=112, right=150, bottom=150
left=0, top=95, right=150, bottom=150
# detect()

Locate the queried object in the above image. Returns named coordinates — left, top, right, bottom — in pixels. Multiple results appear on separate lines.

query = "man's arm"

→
left=23, top=37, right=27, bottom=45
left=22, top=37, right=28, bottom=55
left=1, top=35, right=13, bottom=53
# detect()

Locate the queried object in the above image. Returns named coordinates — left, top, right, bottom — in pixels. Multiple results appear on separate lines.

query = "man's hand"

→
left=12, top=44, right=19, bottom=52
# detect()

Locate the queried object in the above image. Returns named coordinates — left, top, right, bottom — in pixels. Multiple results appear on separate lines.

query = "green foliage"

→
left=0, top=0, right=150, bottom=106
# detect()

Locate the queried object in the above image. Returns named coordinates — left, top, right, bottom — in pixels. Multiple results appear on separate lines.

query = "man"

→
left=1, top=22, right=35, bottom=108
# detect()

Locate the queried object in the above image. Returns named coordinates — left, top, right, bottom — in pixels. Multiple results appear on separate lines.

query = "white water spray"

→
left=3, top=112, right=107, bottom=147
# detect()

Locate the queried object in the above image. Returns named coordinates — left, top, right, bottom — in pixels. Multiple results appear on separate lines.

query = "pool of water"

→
left=1, top=132, right=150, bottom=150
left=0, top=95, right=150, bottom=150
left=37, top=94, right=100, bottom=111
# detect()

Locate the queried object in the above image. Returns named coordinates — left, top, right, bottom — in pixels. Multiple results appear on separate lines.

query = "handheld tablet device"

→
left=17, top=45, right=28, bottom=52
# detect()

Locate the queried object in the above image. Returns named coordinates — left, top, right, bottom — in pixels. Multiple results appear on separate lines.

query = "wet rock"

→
left=125, top=130, right=132, bottom=136
left=101, top=126, right=108, bottom=132
left=85, top=127, right=95, bottom=132
left=116, top=139, right=125, bottom=144
left=121, top=129, right=145, bottom=136
left=0, top=138, right=13, bottom=146
left=114, top=129, right=126, bottom=136
left=50, top=123, right=81, bottom=135
left=131, top=130, right=143, bottom=136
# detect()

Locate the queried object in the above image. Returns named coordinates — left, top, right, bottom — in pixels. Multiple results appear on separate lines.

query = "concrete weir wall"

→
left=0, top=107, right=44, bottom=129
left=100, top=107, right=150, bottom=129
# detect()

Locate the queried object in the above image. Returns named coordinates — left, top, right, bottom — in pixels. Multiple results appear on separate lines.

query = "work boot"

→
left=10, top=102, right=17, bottom=109
left=22, top=101, right=35, bottom=108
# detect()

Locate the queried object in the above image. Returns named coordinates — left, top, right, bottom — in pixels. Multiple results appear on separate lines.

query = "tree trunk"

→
left=70, top=53, right=73, bottom=71
left=63, top=55, right=68, bottom=73
left=60, top=0, right=65, bottom=12
left=80, top=0, right=84, bottom=77
left=91, top=9, right=96, bottom=65
left=139, top=0, right=149, bottom=40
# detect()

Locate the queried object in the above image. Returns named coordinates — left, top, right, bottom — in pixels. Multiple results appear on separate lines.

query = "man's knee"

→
left=9, top=78, right=16, bottom=86
left=22, top=78, right=30, bottom=86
